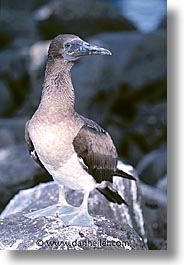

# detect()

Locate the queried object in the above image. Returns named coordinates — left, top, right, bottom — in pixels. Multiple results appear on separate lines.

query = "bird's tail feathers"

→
left=115, top=168, right=136, bottom=181
left=97, top=186, right=128, bottom=205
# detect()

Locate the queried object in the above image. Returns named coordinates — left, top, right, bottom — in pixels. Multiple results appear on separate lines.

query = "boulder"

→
left=1, top=0, right=50, bottom=11
left=0, top=214, right=146, bottom=250
left=1, top=162, right=146, bottom=244
left=0, top=49, right=30, bottom=115
left=34, top=0, right=135, bottom=40
left=0, top=8, right=37, bottom=50
left=136, top=148, right=167, bottom=185
left=112, top=102, right=167, bottom=165
left=17, top=40, right=50, bottom=115
left=140, top=182, right=167, bottom=250
left=0, top=81, right=12, bottom=116
left=0, top=128, right=16, bottom=148
left=0, top=117, right=28, bottom=145
left=0, top=144, right=50, bottom=211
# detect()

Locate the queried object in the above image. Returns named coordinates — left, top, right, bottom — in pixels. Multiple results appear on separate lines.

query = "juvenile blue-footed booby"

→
left=25, top=34, right=136, bottom=226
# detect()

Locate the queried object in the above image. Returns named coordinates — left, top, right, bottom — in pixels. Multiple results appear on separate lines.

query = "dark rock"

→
left=0, top=8, right=37, bottom=50
left=34, top=0, right=135, bottom=40
left=0, top=117, right=28, bottom=145
left=0, top=214, right=146, bottom=250
left=156, top=176, right=167, bottom=192
left=0, top=144, right=50, bottom=211
left=17, top=40, right=50, bottom=115
left=140, top=181, right=167, bottom=250
left=73, top=32, right=143, bottom=123
left=140, top=182, right=167, bottom=208
left=0, top=49, right=30, bottom=115
left=141, top=182, right=167, bottom=250
left=122, top=30, right=166, bottom=90
left=117, top=102, right=167, bottom=165
left=1, top=161, right=146, bottom=243
left=1, top=0, right=50, bottom=11
left=0, top=81, right=12, bottom=115
left=158, top=15, right=167, bottom=30
left=136, top=148, right=167, bottom=185
left=0, top=128, right=16, bottom=148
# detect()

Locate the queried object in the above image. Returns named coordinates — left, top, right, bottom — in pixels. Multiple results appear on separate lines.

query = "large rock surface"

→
left=0, top=144, right=49, bottom=211
left=140, top=181, right=167, bottom=250
left=0, top=8, right=37, bottom=50
left=0, top=161, right=146, bottom=245
left=34, top=0, right=135, bottom=40
left=0, top=48, right=30, bottom=115
left=0, top=117, right=28, bottom=147
left=0, top=215, right=146, bottom=250
left=0, top=81, right=12, bottom=116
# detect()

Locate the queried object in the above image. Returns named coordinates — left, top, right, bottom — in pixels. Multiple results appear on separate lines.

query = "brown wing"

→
left=73, top=118, right=118, bottom=183
left=25, top=121, right=46, bottom=170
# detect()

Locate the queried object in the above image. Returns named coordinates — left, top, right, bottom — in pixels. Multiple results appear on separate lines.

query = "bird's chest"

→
left=29, top=121, right=75, bottom=167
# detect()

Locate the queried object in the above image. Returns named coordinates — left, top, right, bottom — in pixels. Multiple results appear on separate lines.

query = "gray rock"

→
left=122, top=30, right=166, bottom=89
left=141, top=182, right=167, bottom=250
left=34, top=0, right=135, bottom=39
left=0, top=49, right=30, bottom=115
left=0, top=128, right=16, bottom=148
left=0, top=214, right=146, bottom=250
left=17, top=41, right=50, bottom=115
left=0, top=81, right=12, bottom=115
left=0, top=144, right=47, bottom=210
left=1, top=0, right=50, bottom=11
left=158, top=16, right=167, bottom=30
left=140, top=182, right=167, bottom=208
left=1, top=161, right=146, bottom=244
left=136, top=148, right=167, bottom=185
left=117, top=102, right=167, bottom=165
left=0, top=117, right=28, bottom=145
left=0, top=8, right=37, bottom=49
left=156, top=176, right=167, bottom=192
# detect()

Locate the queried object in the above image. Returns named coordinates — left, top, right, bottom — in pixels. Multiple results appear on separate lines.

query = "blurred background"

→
left=0, top=0, right=167, bottom=249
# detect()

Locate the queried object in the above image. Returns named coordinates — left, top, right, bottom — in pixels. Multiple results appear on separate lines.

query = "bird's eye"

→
left=65, top=43, right=71, bottom=49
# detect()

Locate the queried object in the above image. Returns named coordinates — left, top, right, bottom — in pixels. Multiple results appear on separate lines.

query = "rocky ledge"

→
left=0, top=164, right=147, bottom=250
left=0, top=215, right=146, bottom=250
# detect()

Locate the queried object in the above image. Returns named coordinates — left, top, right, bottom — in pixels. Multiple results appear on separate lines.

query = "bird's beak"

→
left=71, top=40, right=112, bottom=57
left=79, top=41, right=112, bottom=56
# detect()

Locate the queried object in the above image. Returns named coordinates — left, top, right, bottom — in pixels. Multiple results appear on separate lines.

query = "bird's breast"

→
left=28, top=120, right=76, bottom=168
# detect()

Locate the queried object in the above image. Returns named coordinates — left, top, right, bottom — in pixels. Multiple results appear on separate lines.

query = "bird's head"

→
left=48, top=34, right=112, bottom=62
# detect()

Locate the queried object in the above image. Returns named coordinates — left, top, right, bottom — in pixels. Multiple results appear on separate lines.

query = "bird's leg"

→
left=58, top=185, right=68, bottom=206
left=25, top=185, right=77, bottom=219
left=64, top=191, right=94, bottom=226
left=26, top=186, right=94, bottom=226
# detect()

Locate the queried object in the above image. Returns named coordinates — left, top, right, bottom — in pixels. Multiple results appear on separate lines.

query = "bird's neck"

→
left=39, top=58, right=75, bottom=118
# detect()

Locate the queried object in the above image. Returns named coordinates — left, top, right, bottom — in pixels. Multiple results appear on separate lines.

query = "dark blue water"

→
left=105, top=0, right=167, bottom=32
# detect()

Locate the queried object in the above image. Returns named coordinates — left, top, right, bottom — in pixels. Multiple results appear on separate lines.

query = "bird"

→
left=25, top=34, right=136, bottom=226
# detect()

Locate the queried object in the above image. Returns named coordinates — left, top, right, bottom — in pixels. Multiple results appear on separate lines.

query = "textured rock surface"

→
left=137, top=149, right=167, bottom=186
left=0, top=215, right=146, bottom=250
left=140, top=181, right=167, bottom=249
left=1, top=162, right=146, bottom=244
left=0, top=8, right=37, bottom=49
left=0, top=143, right=49, bottom=210
left=0, top=81, right=12, bottom=115
left=34, top=0, right=135, bottom=40
left=0, top=49, right=30, bottom=115
left=0, top=117, right=28, bottom=146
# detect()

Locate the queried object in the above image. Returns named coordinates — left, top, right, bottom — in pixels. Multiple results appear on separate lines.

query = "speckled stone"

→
left=0, top=214, right=146, bottom=250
